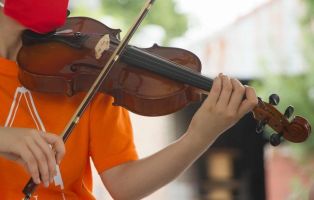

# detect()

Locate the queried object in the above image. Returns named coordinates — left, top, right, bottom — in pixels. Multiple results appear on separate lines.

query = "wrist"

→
left=187, top=123, right=221, bottom=144
left=182, top=128, right=220, bottom=153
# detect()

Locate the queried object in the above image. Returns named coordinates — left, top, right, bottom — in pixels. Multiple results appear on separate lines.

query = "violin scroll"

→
left=252, top=94, right=311, bottom=146
left=284, top=116, right=311, bottom=143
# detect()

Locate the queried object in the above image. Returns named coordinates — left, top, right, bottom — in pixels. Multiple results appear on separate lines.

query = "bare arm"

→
left=100, top=74, right=258, bottom=200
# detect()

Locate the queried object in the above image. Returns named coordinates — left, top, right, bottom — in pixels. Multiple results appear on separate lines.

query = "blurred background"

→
left=69, top=0, right=314, bottom=199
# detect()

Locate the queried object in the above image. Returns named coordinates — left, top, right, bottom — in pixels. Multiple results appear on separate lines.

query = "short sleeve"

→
left=89, top=93, right=138, bottom=173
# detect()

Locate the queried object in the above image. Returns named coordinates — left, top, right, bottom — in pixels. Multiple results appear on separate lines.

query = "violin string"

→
left=121, top=47, right=212, bottom=91
left=123, top=52, right=196, bottom=81
left=58, top=32, right=212, bottom=90
left=125, top=47, right=204, bottom=78
left=126, top=47, right=199, bottom=73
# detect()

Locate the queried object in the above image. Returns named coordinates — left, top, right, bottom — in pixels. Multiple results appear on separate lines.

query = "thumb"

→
left=41, top=133, right=66, bottom=164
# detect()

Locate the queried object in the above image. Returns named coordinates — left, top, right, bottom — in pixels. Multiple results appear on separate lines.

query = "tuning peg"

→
left=269, top=133, right=283, bottom=146
left=269, top=94, right=280, bottom=106
left=284, top=105, right=294, bottom=119
left=256, top=121, right=266, bottom=133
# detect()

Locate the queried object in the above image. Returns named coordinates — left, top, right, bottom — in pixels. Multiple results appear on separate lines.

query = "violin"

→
left=17, top=16, right=311, bottom=145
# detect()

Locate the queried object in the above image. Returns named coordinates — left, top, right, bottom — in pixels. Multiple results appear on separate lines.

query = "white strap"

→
left=24, top=89, right=46, bottom=132
left=4, top=87, right=66, bottom=199
left=54, top=165, right=66, bottom=200
left=54, top=165, right=64, bottom=189
left=5, top=87, right=22, bottom=127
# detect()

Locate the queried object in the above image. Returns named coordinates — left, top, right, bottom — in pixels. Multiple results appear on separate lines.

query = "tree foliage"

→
left=297, top=0, right=314, bottom=157
left=72, top=0, right=188, bottom=44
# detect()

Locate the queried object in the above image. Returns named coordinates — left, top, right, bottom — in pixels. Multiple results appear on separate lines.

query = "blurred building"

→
left=188, top=0, right=305, bottom=79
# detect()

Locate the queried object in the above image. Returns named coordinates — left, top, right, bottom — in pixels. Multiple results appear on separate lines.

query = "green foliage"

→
left=100, top=0, right=187, bottom=44
left=288, top=176, right=311, bottom=200
left=289, top=0, right=314, bottom=157
left=71, top=0, right=188, bottom=44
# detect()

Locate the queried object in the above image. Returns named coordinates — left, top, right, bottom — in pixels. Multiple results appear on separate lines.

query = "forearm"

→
left=102, top=130, right=219, bottom=200
left=101, top=75, right=258, bottom=200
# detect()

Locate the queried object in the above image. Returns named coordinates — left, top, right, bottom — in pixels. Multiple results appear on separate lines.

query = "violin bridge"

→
left=95, top=34, right=110, bottom=59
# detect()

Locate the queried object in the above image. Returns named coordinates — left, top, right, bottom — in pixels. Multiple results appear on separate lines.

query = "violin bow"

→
left=22, top=0, right=156, bottom=199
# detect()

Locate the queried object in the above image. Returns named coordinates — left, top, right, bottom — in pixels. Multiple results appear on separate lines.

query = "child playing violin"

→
left=0, top=0, right=258, bottom=199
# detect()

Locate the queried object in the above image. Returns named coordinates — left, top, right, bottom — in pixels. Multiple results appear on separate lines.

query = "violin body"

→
left=18, top=17, right=202, bottom=116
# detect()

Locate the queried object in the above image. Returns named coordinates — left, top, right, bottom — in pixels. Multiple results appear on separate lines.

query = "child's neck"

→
left=0, top=9, right=25, bottom=61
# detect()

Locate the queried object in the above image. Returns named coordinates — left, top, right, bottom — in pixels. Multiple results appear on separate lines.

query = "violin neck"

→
left=121, top=46, right=212, bottom=92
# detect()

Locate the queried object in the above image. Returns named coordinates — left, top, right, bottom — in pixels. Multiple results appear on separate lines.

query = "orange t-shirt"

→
left=0, top=57, right=138, bottom=199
